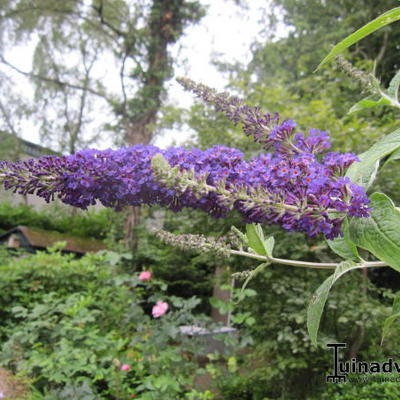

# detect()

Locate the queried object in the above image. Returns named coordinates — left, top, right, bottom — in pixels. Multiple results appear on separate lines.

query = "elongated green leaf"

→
left=349, top=193, right=400, bottom=271
left=346, top=128, right=400, bottom=188
left=246, top=224, right=274, bottom=257
left=382, top=293, right=400, bottom=344
left=317, top=7, right=400, bottom=70
left=307, top=260, right=365, bottom=345
left=388, top=70, right=400, bottom=101
left=327, top=219, right=359, bottom=260
left=246, top=224, right=266, bottom=256
left=348, top=96, right=391, bottom=114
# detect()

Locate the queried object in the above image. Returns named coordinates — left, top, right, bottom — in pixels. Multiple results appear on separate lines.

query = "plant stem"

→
left=229, top=249, right=387, bottom=270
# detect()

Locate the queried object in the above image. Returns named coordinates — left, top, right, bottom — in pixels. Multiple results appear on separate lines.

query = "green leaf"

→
left=381, top=292, right=400, bottom=344
left=246, top=224, right=274, bottom=257
left=246, top=224, right=266, bottom=255
left=317, top=7, right=400, bottom=70
left=348, top=96, right=391, bottom=114
left=346, top=128, right=400, bottom=188
left=388, top=70, right=400, bottom=101
left=307, top=260, right=365, bottom=345
left=327, top=219, right=359, bottom=260
left=348, top=192, right=400, bottom=271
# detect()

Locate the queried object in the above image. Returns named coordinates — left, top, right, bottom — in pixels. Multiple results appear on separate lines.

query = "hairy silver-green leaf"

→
left=307, top=260, right=364, bottom=345
left=348, top=96, right=391, bottom=114
left=346, top=128, right=400, bottom=188
left=348, top=193, right=400, bottom=271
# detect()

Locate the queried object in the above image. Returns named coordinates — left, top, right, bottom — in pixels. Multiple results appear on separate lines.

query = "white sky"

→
left=157, top=0, right=269, bottom=148
left=2, top=0, right=280, bottom=151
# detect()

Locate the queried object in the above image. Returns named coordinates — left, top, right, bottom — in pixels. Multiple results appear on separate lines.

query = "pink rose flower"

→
left=139, top=271, right=152, bottom=281
left=121, top=364, right=131, bottom=371
left=152, top=301, right=169, bottom=318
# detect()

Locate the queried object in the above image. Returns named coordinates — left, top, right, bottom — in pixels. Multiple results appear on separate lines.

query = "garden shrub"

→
left=0, top=201, right=113, bottom=239
left=0, top=248, right=244, bottom=399
left=321, top=373, right=400, bottom=399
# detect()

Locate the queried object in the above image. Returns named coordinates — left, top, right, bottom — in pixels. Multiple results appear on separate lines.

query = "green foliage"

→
left=217, top=193, right=400, bottom=396
left=130, top=206, right=254, bottom=310
left=0, top=131, right=20, bottom=161
left=0, top=0, right=205, bottom=151
left=215, top=263, right=397, bottom=399
left=349, top=95, right=392, bottom=114
left=0, top=249, right=234, bottom=399
left=321, top=374, right=400, bottom=399
left=0, top=202, right=113, bottom=239
left=255, top=0, right=400, bottom=87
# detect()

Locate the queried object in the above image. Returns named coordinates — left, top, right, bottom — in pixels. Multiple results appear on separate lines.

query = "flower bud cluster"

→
left=178, top=77, right=333, bottom=155
left=178, top=77, right=277, bottom=146
left=154, top=229, right=231, bottom=258
left=335, top=55, right=379, bottom=94
left=231, top=270, right=253, bottom=280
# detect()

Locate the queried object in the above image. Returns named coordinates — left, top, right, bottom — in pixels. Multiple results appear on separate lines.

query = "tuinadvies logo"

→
left=326, top=343, right=400, bottom=383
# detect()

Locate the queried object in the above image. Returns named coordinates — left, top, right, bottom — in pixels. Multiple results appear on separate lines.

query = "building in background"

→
left=0, top=225, right=106, bottom=255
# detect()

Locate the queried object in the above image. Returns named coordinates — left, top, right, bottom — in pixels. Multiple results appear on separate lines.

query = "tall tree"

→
left=0, top=0, right=204, bottom=150
left=0, top=0, right=204, bottom=247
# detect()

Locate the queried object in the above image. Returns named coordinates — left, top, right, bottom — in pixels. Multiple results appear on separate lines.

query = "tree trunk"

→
left=123, top=116, right=156, bottom=252
left=124, top=206, right=141, bottom=250
left=122, top=0, right=202, bottom=250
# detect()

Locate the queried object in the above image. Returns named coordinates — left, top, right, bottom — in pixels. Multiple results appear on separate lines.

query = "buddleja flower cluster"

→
left=0, top=79, right=370, bottom=239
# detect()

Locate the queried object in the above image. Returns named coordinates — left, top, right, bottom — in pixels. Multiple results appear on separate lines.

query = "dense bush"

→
left=321, top=374, right=400, bottom=400
left=0, top=247, right=245, bottom=399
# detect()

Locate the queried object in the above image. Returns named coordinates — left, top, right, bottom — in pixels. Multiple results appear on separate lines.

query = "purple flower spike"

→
left=0, top=141, right=369, bottom=239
